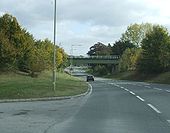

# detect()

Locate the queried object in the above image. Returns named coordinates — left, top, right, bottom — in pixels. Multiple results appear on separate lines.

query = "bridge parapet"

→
left=69, top=55, right=120, bottom=60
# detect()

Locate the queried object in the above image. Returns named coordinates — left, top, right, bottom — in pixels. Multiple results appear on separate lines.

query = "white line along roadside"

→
left=147, top=104, right=162, bottom=114
left=136, top=96, right=145, bottom=102
left=88, top=83, right=93, bottom=96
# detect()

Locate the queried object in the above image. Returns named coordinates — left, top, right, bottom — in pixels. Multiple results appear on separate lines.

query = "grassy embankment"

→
left=106, top=71, right=170, bottom=84
left=0, top=71, right=88, bottom=99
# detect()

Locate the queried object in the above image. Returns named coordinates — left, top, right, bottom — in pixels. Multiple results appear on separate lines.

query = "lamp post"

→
left=53, top=0, right=57, bottom=91
left=70, top=44, right=82, bottom=75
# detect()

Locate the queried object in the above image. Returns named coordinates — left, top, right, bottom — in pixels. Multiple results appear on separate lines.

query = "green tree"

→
left=112, top=40, right=135, bottom=56
left=119, top=48, right=141, bottom=72
left=138, top=25, right=170, bottom=73
left=159, top=41, right=170, bottom=71
left=0, top=31, right=17, bottom=69
left=121, top=23, right=153, bottom=47
left=0, top=13, right=68, bottom=74
left=87, top=42, right=112, bottom=56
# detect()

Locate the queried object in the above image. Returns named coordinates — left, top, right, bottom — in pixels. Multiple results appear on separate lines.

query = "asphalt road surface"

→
left=0, top=78, right=170, bottom=133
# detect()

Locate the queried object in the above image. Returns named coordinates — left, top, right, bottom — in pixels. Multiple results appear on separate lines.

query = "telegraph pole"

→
left=53, top=0, right=57, bottom=91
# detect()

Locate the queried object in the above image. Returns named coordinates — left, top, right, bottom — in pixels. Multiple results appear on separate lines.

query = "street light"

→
left=70, top=44, right=82, bottom=75
left=53, top=0, right=57, bottom=91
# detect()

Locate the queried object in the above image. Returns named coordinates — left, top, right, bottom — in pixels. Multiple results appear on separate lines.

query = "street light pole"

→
left=70, top=44, right=82, bottom=75
left=53, top=0, right=57, bottom=91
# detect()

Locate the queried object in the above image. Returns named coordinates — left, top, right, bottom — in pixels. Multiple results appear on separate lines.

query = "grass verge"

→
left=105, top=71, right=170, bottom=84
left=0, top=71, right=88, bottom=99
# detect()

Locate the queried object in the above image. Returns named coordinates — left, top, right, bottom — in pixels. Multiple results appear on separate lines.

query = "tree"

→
left=159, top=41, right=170, bottom=71
left=0, top=14, right=23, bottom=69
left=121, top=23, right=153, bottom=47
left=112, top=40, right=135, bottom=56
left=137, top=25, right=170, bottom=73
left=0, top=31, right=17, bottom=69
left=118, top=48, right=142, bottom=72
left=87, top=42, right=112, bottom=56
left=0, top=13, right=68, bottom=74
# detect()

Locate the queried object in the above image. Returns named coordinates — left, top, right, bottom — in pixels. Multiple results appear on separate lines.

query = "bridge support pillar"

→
left=112, top=65, right=118, bottom=74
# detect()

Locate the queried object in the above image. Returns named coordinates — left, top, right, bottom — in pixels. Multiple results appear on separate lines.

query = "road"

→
left=0, top=78, right=170, bottom=133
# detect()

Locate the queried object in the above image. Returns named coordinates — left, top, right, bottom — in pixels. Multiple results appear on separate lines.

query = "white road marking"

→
left=167, top=120, right=170, bottom=124
left=166, top=90, right=170, bottom=93
left=108, top=83, right=114, bottom=85
left=113, top=84, right=119, bottom=87
left=147, top=104, right=161, bottom=114
left=154, top=88, right=162, bottom=91
left=124, top=88, right=129, bottom=91
left=88, top=83, right=93, bottom=95
left=143, top=83, right=150, bottom=85
left=120, top=86, right=124, bottom=89
left=145, top=86, right=151, bottom=88
left=129, top=91, right=135, bottom=95
left=136, top=96, right=145, bottom=102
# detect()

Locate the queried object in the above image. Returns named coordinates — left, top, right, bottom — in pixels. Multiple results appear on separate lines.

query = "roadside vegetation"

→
left=0, top=13, right=88, bottom=99
left=104, top=71, right=170, bottom=84
left=0, top=13, right=67, bottom=76
left=87, top=23, right=170, bottom=84
left=0, top=71, right=88, bottom=99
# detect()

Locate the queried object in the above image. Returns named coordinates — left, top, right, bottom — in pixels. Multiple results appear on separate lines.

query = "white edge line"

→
left=136, top=96, right=145, bottom=102
left=88, top=83, right=93, bottom=95
left=147, top=104, right=161, bottom=114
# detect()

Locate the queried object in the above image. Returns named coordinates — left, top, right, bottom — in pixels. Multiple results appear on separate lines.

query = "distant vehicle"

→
left=86, top=75, right=94, bottom=82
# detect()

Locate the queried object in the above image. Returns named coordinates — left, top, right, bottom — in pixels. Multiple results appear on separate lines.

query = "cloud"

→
left=58, top=0, right=152, bottom=26
left=0, top=0, right=170, bottom=55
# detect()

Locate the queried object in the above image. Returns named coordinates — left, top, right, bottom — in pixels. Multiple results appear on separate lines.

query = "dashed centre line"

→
left=124, top=88, right=129, bottom=92
left=167, top=120, right=170, bottom=124
left=129, top=91, right=135, bottom=95
left=111, top=83, right=165, bottom=116
left=166, top=90, right=170, bottom=93
left=147, top=104, right=161, bottom=114
left=154, top=88, right=162, bottom=91
left=145, top=86, right=151, bottom=88
left=136, top=96, right=145, bottom=102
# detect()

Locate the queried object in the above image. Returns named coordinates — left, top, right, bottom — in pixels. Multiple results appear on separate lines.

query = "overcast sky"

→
left=0, top=0, right=170, bottom=55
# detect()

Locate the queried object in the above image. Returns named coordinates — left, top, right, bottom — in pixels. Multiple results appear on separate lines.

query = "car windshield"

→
left=0, top=0, right=170, bottom=133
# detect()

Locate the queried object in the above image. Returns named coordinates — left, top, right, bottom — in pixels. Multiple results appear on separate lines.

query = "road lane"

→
left=50, top=79, right=170, bottom=133
left=0, top=95, right=89, bottom=133
left=114, top=81, right=170, bottom=124
left=1, top=78, right=170, bottom=133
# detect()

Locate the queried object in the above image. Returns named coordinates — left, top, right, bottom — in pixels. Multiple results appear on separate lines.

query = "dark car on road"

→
left=86, top=75, right=94, bottom=82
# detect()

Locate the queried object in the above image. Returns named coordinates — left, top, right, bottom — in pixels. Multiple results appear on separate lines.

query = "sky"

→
left=0, top=0, right=170, bottom=55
